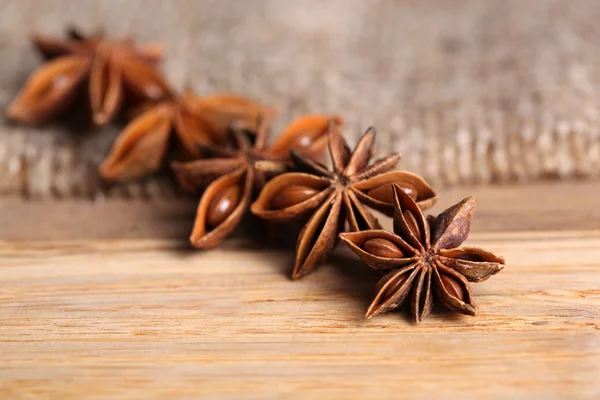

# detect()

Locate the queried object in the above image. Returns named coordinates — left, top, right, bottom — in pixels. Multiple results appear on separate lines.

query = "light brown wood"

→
left=1, top=181, right=599, bottom=399
left=2, top=180, right=600, bottom=240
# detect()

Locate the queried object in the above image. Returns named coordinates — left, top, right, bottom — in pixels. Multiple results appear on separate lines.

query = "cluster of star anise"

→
left=6, top=28, right=506, bottom=323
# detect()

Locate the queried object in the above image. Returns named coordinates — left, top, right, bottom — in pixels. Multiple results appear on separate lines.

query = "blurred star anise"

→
left=340, top=184, right=506, bottom=323
left=171, top=114, right=340, bottom=249
left=6, top=27, right=171, bottom=125
left=99, top=90, right=272, bottom=182
left=251, top=123, right=437, bottom=279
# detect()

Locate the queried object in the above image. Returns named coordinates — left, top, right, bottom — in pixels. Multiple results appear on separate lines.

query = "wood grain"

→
left=1, top=181, right=599, bottom=399
left=2, top=181, right=600, bottom=241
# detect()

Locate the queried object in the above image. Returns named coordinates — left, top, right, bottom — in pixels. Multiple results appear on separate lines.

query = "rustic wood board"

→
left=1, top=181, right=599, bottom=399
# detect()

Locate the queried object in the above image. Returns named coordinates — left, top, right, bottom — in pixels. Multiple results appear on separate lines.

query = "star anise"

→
left=251, top=123, right=437, bottom=279
left=171, top=114, right=341, bottom=249
left=6, top=27, right=171, bottom=126
left=340, top=184, right=506, bottom=323
left=99, top=90, right=272, bottom=182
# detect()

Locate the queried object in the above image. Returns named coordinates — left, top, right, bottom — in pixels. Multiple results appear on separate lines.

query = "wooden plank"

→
left=1, top=181, right=600, bottom=240
left=0, top=231, right=599, bottom=399
left=1, top=181, right=599, bottom=398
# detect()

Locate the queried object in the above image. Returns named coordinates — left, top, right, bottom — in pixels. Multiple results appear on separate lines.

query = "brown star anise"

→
left=340, top=184, right=506, bottom=323
left=171, top=114, right=340, bottom=249
left=6, top=27, right=171, bottom=125
left=99, top=90, right=272, bottom=182
left=251, top=123, right=437, bottom=279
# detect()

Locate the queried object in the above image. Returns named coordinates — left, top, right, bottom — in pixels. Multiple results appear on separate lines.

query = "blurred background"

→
left=1, top=0, right=600, bottom=198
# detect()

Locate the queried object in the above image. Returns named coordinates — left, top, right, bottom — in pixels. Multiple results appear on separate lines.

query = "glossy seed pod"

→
left=270, top=185, right=320, bottom=210
left=190, top=168, right=254, bottom=249
left=363, top=238, right=405, bottom=259
left=99, top=104, right=173, bottom=182
left=251, top=173, right=332, bottom=221
left=366, top=181, right=417, bottom=203
left=268, top=114, right=342, bottom=159
left=206, top=185, right=243, bottom=228
left=353, top=170, right=437, bottom=215
left=6, top=55, right=91, bottom=124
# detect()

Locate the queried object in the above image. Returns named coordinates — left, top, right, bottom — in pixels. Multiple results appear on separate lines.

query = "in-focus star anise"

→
left=251, top=123, right=437, bottom=279
left=6, top=27, right=171, bottom=125
left=171, top=114, right=341, bottom=249
left=340, top=184, right=506, bottom=323
left=99, top=90, right=272, bottom=182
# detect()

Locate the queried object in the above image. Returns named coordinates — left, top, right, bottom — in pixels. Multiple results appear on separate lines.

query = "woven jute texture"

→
left=1, top=0, right=600, bottom=198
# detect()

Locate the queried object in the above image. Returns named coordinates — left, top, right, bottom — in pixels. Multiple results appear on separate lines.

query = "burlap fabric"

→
left=1, top=0, right=599, bottom=198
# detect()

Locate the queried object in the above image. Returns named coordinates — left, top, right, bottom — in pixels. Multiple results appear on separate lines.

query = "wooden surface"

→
left=1, top=181, right=599, bottom=399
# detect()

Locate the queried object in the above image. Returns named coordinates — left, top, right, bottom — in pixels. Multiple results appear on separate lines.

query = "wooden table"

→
left=1, top=182, right=599, bottom=399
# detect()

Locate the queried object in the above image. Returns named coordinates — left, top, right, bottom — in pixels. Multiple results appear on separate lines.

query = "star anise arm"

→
left=250, top=173, right=333, bottom=221
left=391, top=184, right=430, bottom=252
left=6, top=55, right=90, bottom=124
left=31, top=32, right=84, bottom=59
left=187, top=93, right=273, bottom=136
left=292, top=192, right=343, bottom=279
left=433, top=260, right=477, bottom=316
left=327, top=121, right=351, bottom=174
left=172, top=106, right=220, bottom=159
left=99, top=104, right=173, bottom=182
left=171, top=158, right=244, bottom=192
left=411, top=267, right=434, bottom=323
left=290, top=150, right=334, bottom=178
left=339, top=230, right=419, bottom=270
left=117, top=50, right=173, bottom=101
left=352, top=170, right=437, bottom=216
left=365, top=265, right=420, bottom=319
left=89, top=47, right=123, bottom=125
left=342, top=191, right=381, bottom=231
left=437, top=247, right=505, bottom=282
left=250, top=109, right=276, bottom=152
left=352, top=153, right=402, bottom=180
left=267, top=115, right=342, bottom=160
left=131, top=43, right=165, bottom=64
left=343, top=127, right=376, bottom=176
left=190, top=167, right=254, bottom=249
left=431, top=196, right=477, bottom=252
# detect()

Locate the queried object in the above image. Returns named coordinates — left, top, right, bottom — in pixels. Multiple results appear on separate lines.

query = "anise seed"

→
left=402, top=210, right=421, bottom=239
left=207, top=185, right=242, bottom=228
left=363, top=238, right=404, bottom=258
left=381, top=273, right=411, bottom=299
left=271, top=185, right=318, bottom=210
left=367, top=182, right=418, bottom=203
left=440, top=273, right=464, bottom=300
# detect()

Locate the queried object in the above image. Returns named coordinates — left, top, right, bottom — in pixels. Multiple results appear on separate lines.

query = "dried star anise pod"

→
left=340, top=184, right=506, bottom=323
left=6, top=27, right=171, bottom=126
left=171, top=114, right=341, bottom=249
left=99, top=91, right=277, bottom=182
left=251, top=123, right=437, bottom=279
